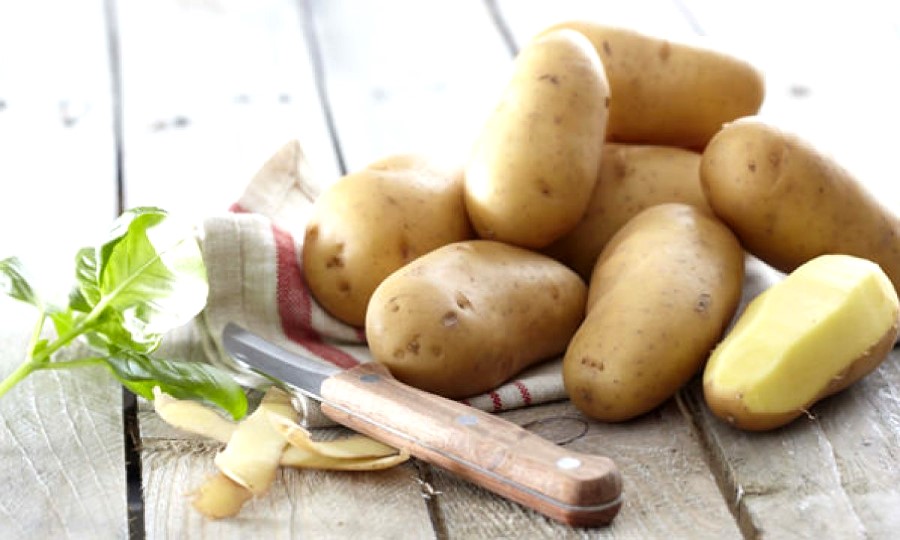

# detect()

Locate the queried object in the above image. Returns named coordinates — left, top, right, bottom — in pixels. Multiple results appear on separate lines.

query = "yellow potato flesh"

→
left=268, top=413, right=399, bottom=459
left=214, top=388, right=295, bottom=495
left=152, top=387, right=237, bottom=444
left=191, top=473, right=253, bottom=520
left=705, top=255, right=899, bottom=414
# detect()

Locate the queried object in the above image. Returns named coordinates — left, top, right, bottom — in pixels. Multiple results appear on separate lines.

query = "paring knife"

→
left=222, top=322, right=623, bottom=527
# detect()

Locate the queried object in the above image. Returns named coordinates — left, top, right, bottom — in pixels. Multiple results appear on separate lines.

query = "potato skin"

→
left=701, top=119, right=900, bottom=295
left=465, top=29, right=610, bottom=249
left=545, top=144, right=709, bottom=280
left=705, top=321, right=898, bottom=431
left=563, top=204, right=744, bottom=422
left=541, top=22, right=764, bottom=149
left=303, top=155, right=472, bottom=326
left=366, top=240, right=587, bottom=399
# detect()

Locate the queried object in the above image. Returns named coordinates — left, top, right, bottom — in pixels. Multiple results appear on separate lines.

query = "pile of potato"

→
left=302, top=22, right=900, bottom=431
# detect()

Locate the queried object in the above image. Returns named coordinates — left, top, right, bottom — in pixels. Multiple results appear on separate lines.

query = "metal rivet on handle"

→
left=360, top=374, right=381, bottom=383
left=556, top=456, right=582, bottom=470
left=456, top=414, right=478, bottom=426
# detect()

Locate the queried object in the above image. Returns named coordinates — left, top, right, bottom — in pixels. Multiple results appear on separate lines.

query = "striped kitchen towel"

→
left=197, top=141, right=569, bottom=426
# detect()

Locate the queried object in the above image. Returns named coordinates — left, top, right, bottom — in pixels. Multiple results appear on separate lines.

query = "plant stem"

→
left=0, top=314, right=47, bottom=398
left=25, top=308, right=46, bottom=362
left=0, top=360, right=36, bottom=398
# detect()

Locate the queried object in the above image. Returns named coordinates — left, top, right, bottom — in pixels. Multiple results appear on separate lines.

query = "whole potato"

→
left=704, top=254, right=899, bottom=431
left=701, top=118, right=900, bottom=295
left=366, top=240, right=586, bottom=399
left=539, top=22, right=765, bottom=149
left=545, top=144, right=709, bottom=280
left=465, top=29, right=610, bottom=249
left=564, top=203, right=744, bottom=422
left=303, top=155, right=473, bottom=326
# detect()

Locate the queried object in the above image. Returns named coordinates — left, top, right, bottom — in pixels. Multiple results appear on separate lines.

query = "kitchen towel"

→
left=197, top=141, right=571, bottom=425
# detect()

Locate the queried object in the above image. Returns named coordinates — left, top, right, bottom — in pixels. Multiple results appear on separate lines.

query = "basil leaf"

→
left=71, top=247, right=99, bottom=312
left=0, top=257, right=42, bottom=308
left=75, top=207, right=209, bottom=349
left=103, top=349, right=247, bottom=419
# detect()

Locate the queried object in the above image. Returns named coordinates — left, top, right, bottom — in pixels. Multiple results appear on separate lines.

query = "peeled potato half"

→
left=703, top=254, right=899, bottom=431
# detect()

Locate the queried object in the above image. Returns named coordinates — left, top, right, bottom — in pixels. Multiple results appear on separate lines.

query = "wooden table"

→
left=2, top=1, right=899, bottom=538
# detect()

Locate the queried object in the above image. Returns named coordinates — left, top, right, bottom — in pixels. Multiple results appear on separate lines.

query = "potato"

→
left=545, top=144, right=709, bottom=280
left=465, top=29, right=610, bottom=249
left=704, top=254, right=899, bottom=431
left=701, top=118, right=900, bottom=295
left=303, top=155, right=473, bottom=326
left=539, top=22, right=764, bottom=149
left=366, top=240, right=587, bottom=398
left=564, top=203, right=744, bottom=422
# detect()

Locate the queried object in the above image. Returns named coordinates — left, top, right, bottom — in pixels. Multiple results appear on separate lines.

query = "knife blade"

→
left=222, top=322, right=622, bottom=527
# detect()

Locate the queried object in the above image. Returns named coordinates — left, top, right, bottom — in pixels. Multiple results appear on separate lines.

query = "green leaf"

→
left=103, top=349, right=247, bottom=419
left=75, top=207, right=209, bottom=349
left=71, top=247, right=99, bottom=312
left=0, top=207, right=243, bottom=420
left=0, top=257, right=42, bottom=308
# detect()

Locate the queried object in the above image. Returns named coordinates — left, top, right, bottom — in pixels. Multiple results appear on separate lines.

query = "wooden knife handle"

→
left=319, top=362, right=623, bottom=527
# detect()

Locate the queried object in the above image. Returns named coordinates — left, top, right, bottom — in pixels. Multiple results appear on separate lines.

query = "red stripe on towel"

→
left=513, top=381, right=532, bottom=406
left=489, top=391, right=502, bottom=412
left=272, top=224, right=359, bottom=369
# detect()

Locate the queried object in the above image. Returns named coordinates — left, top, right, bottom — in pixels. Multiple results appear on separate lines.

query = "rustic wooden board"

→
left=0, top=303, right=128, bottom=540
left=307, top=0, right=512, bottom=170
left=140, top=439, right=434, bottom=539
left=0, top=0, right=119, bottom=290
left=493, top=0, right=697, bottom=45
left=115, top=0, right=342, bottom=218
left=428, top=400, right=741, bottom=538
left=0, top=1, right=127, bottom=538
left=681, top=348, right=900, bottom=539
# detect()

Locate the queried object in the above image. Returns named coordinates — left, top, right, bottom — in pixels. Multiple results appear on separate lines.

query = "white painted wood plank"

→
left=141, top=441, right=435, bottom=540
left=685, top=348, right=900, bottom=538
left=432, top=400, right=741, bottom=539
left=308, top=0, right=512, bottom=171
left=115, top=0, right=342, bottom=219
left=0, top=1, right=126, bottom=538
left=493, top=0, right=698, bottom=46
left=813, top=352, right=900, bottom=537
left=0, top=305, right=128, bottom=540
left=0, top=0, right=119, bottom=294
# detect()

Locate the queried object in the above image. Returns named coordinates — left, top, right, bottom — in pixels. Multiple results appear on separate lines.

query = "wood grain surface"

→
left=1, top=1, right=899, bottom=538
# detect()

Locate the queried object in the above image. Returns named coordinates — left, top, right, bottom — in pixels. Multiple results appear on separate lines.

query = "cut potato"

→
left=703, top=254, right=900, bottom=430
